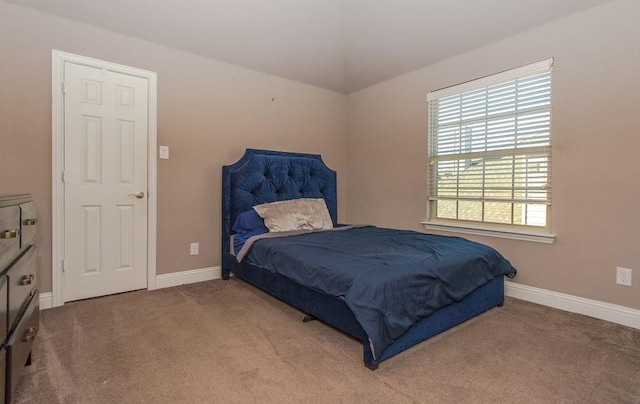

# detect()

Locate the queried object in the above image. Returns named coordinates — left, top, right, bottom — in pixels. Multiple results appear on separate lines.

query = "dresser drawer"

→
left=5, top=292, right=38, bottom=404
left=0, top=206, right=20, bottom=270
left=6, top=246, right=36, bottom=331
left=19, top=202, right=36, bottom=249
left=0, top=348, right=5, bottom=404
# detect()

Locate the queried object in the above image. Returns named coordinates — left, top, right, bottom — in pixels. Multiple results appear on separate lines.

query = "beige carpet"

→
left=14, top=278, right=640, bottom=404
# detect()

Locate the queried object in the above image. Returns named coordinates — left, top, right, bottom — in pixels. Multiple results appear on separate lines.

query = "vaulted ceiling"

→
left=8, top=0, right=612, bottom=93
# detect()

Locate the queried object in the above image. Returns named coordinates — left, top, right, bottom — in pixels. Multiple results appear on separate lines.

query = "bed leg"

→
left=497, top=301, right=504, bottom=307
left=365, top=363, right=379, bottom=371
left=302, top=314, right=317, bottom=323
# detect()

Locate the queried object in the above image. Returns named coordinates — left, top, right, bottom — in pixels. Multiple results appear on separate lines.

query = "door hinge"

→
left=61, top=260, right=65, bottom=273
left=62, top=82, right=66, bottom=94
left=61, top=171, right=65, bottom=183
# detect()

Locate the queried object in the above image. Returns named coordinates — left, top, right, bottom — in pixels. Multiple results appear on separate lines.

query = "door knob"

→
left=128, top=192, right=145, bottom=199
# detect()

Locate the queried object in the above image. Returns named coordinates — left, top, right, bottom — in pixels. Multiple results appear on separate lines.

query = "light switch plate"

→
left=159, top=146, right=169, bottom=159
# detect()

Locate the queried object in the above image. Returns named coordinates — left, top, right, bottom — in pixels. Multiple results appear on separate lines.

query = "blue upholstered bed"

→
left=222, top=149, right=515, bottom=370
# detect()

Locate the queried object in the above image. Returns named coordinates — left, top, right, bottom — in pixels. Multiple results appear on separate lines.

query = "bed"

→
left=222, top=148, right=516, bottom=370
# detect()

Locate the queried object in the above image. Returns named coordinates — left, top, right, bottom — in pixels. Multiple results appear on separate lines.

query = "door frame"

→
left=51, top=50, right=158, bottom=307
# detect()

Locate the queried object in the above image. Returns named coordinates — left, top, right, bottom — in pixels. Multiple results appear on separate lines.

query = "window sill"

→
left=421, top=221, right=556, bottom=244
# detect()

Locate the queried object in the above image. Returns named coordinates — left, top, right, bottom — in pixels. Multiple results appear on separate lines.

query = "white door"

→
left=63, top=62, right=149, bottom=302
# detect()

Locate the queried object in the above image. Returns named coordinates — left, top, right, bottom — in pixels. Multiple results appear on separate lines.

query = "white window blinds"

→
left=427, top=59, right=553, bottom=228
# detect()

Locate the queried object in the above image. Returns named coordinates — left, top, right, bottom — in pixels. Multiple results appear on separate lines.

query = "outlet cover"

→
left=616, top=267, right=632, bottom=286
left=190, top=242, right=199, bottom=256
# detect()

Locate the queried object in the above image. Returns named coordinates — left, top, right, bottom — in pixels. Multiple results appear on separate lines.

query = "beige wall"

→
left=0, top=1, right=348, bottom=293
left=1, top=0, right=637, bottom=312
left=346, top=0, right=640, bottom=309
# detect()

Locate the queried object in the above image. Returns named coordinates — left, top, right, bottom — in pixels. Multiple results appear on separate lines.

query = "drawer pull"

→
left=22, top=326, right=38, bottom=342
left=23, top=218, right=37, bottom=226
left=20, top=274, right=35, bottom=286
left=0, top=229, right=19, bottom=239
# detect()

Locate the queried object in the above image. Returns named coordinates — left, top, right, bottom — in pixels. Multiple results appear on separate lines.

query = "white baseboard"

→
left=39, top=267, right=221, bottom=310
left=38, top=271, right=638, bottom=330
left=155, top=266, right=221, bottom=289
left=505, top=281, right=640, bottom=330
left=39, top=292, right=53, bottom=310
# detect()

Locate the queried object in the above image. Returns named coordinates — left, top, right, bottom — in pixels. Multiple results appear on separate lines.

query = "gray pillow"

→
left=253, top=198, right=333, bottom=232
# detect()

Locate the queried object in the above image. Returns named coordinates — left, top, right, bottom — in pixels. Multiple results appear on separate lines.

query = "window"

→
left=426, top=59, right=553, bottom=240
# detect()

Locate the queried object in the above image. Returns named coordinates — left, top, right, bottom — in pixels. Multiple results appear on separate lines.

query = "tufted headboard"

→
left=222, top=149, right=337, bottom=256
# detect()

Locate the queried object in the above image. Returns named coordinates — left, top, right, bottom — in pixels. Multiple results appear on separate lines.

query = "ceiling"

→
left=8, top=0, right=612, bottom=93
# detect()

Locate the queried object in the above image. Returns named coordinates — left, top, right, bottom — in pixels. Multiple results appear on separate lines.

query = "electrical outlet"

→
left=616, top=267, right=632, bottom=286
left=190, top=242, right=199, bottom=256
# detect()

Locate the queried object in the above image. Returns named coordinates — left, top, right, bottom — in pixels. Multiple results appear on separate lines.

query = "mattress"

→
left=241, top=226, right=516, bottom=359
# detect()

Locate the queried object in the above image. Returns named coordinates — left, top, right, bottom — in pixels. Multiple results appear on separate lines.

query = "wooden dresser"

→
left=0, top=195, right=39, bottom=403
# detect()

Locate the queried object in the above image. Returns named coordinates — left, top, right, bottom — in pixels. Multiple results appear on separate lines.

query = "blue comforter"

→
left=244, top=226, right=516, bottom=359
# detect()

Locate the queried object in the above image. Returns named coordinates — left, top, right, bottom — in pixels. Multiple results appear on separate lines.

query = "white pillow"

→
left=253, top=198, right=333, bottom=232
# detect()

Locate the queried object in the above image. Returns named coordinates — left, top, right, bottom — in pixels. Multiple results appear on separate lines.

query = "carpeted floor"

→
left=13, top=278, right=640, bottom=404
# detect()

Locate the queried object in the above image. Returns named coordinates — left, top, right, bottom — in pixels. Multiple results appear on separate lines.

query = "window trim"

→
left=426, top=58, right=554, bottom=237
left=426, top=59, right=553, bottom=101
left=421, top=220, right=556, bottom=244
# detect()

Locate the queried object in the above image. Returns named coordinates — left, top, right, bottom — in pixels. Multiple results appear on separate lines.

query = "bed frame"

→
left=222, top=149, right=504, bottom=370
